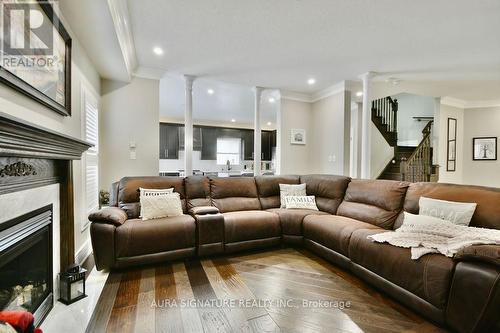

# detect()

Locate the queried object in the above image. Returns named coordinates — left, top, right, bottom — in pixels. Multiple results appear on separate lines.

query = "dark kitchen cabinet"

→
left=159, top=123, right=180, bottom=159
left=261, top=131, right=271, bottom=161
left=242, top=129, right=254, bottom=160
left=201, top=127, right=218, bottom=160
left=270, top=130, right=277, bottom=149
left=179, top=126, right=202, bottom=151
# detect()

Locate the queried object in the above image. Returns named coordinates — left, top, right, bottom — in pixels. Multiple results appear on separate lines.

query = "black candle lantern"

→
left=58, top=265, right=87, bottom=304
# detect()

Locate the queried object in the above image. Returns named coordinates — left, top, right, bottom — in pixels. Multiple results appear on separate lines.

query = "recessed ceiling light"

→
left=356, top=91, right=363, bottom=97
left=307, top=78, right=316, bottom=85
left=231, top=119, right=236, bottom=123
left=268, top=97, right=275, bottom=103
left=267, top=122, right=272, bottom=126
left=207, top=88, right=214, bottom=95
left=153, top=47, right=164, bottom=55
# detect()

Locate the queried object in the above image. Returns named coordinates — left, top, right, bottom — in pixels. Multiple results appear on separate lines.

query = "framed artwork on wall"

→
left=0, top=0, right=72, bottom=116
left=290, top=128, right=306, bottom=145
left=473, top=137, right=497, bottom=161
left=446, top=118, right=457, bottom=171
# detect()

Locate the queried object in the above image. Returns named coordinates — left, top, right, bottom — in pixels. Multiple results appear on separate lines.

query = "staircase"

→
left=371, top=96, right=438, bottom=182
left=378, top=146, right=416, bottom=181
left=371, top=97, right=398, bottom=147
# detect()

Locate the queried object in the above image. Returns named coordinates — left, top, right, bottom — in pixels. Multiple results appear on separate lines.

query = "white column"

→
left=184, top=75, right=195, bottom=176
left=360, top=72, right=375, bottom=179
left=253, top=87, right=264, bottom=175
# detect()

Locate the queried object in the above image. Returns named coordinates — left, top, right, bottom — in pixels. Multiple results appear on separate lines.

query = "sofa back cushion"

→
left=396, top=182, right=500, bottom=230
left=255, top=175, right=300, bottom=209
left=210, top=177, right=261, bottom=213
left=118, top=177, right=186, bottom=218
left=299, top=175, right=351, bottom=214
left=337, top=179, right=409, bottom=229
left=185, top=176, right=211, bottom=210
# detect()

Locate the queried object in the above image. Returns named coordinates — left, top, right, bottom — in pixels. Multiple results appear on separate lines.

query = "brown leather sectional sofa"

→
left=89, top=175, right=500, bottom=333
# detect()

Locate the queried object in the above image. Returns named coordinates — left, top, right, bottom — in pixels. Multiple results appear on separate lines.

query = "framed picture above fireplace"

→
left=0, top=0, right=72, bottom=116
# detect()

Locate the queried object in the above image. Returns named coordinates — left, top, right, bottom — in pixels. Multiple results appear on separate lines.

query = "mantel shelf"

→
left=0, top=112, right=92, bottom=160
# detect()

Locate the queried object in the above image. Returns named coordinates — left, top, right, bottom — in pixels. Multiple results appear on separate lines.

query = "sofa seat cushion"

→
left=303, top=215, right=380, bottom=256
left=115, top=215, right=196, bottom=258
left=349, top=229, right=455, bottom=309
left=266, top=208, right=329, bottom=236
left=223, top=210, right=281, bottom=243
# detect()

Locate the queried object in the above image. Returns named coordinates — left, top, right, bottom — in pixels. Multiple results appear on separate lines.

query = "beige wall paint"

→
left=438, top=104, right=464, bottom=184
left=311, top=91, right=351, bottom=175
left=370, top=123, right=394, bottom=179
left=0, top=18, right=100, bottom=257
left=100, top=77, right=160, bottom=189
left=279, top=99, right=313, bottom=174
left=462, top=106, right=500, bottom=187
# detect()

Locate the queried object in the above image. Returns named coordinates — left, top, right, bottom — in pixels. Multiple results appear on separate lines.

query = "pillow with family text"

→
left=140, top=192, right=183, bottom=220
left=279, top=183, right=306, bottom=208
left=284, top=196, right=319, bottom=210
left=139, top=187, right=174, bottom=217
left=419, top=197, right=477, bottom=226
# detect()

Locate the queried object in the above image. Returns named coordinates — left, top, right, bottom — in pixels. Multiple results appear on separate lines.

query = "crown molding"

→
left=280, top=90, right=313, bottom=103
left=107, top=0, right=138, bottom=82
left=311, top=81, right=346, bottom=102
left=133, top=66, right=166, bottom=80
left=465, top=99, right=500, bottom=109
left=280, top=81, right=347, bottom=104
left=441, top=97, right=500, bottom=109
left=441, top=96, right=466, bottom=109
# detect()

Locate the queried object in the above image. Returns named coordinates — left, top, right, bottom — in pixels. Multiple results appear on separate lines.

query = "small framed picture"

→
left=473, top=137, right=497, bottom=161
left=290, top=129, right=306, bottom=145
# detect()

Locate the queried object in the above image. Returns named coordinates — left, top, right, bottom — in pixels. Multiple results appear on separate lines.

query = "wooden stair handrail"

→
left=371, top=96, right=399, bottom=147
left=401, top=120, right=433, bottom=182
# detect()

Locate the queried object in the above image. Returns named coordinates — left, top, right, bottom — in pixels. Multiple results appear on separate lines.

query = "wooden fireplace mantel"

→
left=0, top=112, right=92, bottom=271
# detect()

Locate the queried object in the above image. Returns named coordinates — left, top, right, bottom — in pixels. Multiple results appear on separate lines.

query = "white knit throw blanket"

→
left=368, top=218, right=500, bottom=260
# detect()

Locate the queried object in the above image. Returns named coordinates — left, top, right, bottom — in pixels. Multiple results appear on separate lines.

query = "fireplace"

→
left=0, top=205, right=54, bottom=326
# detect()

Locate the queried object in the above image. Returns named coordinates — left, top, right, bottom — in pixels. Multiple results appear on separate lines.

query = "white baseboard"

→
left=75, top=239, right=92, bottom=265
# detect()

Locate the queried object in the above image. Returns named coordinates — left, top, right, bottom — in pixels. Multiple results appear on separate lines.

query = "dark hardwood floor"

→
left=86, top=248, right=447, bottom=333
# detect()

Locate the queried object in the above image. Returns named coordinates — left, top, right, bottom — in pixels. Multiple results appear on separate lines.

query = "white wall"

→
left=311, top=91, right=351, bottom=175
left=370, top=123, right=394, bottom=179
left=100, top=77, right=160, bottom=189
left=438, top=104, right=464, bottom=184
left=279, top=98, right=313, bottom=174
left=462, top=106, right=500, bottom=187
left=0, top=12, right=100, bottom=257
left=394, top=93, right=435, bottom=146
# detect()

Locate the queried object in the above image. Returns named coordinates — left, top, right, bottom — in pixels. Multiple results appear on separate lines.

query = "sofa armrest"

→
left=188, top=206, right=219, bottom=216
left=455, top=245, right=500, bottom=268
left=88, top=207, right=128, bottom=226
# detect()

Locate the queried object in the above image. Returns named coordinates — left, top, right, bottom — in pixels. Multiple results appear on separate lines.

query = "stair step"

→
left=379, top=172, right=402, bottom=181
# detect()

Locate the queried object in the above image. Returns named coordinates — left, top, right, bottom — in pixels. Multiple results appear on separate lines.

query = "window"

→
left=216, top=137, right=241, bottom=165
left=82, top=87, right=99, bottom=230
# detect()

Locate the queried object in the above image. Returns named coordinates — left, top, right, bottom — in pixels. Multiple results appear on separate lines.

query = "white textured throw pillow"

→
left=139, top=187, right=174, bottom=197
left=140, top=192, right=183, bottom=220
left=279, top=183, right=307, bottom=208
left=284, top=196, right=319, bottom=210
left=402, top=211, right=445, bottom=227
left=139, top=188, right=174, bottom=217
left=419, top=197, right=477, bottom=226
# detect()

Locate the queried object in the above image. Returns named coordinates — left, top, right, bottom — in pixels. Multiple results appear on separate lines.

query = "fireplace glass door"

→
left=0, top=208, right=53, bottom=322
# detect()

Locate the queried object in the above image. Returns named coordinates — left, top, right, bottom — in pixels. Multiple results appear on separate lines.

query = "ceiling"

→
left=61, top=0, right=500, bottom=100
left=160, top=76, right=279, bottom=127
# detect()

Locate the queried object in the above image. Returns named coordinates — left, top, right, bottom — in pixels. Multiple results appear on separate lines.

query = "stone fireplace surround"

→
left=0, top=112, right=91, bottom=322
